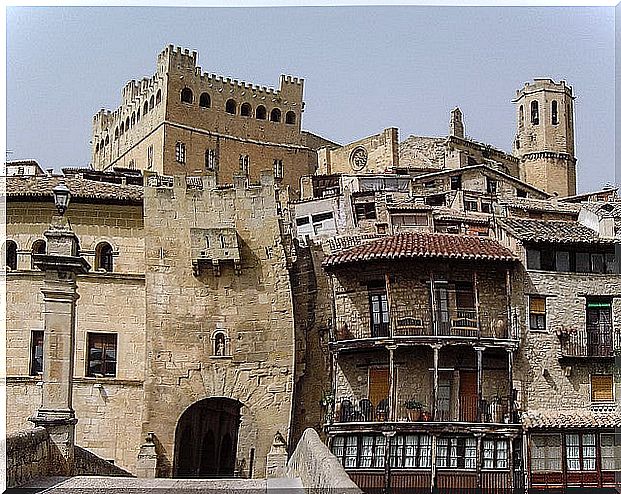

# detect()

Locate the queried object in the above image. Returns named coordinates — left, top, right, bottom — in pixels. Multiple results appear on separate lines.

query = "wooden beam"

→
left=432, top=344, right=440, bottom=421
left=475, top=346, right=484, bottom=422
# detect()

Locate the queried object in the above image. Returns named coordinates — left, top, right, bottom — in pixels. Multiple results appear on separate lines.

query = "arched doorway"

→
left=173, top=397, right=242, bottom=478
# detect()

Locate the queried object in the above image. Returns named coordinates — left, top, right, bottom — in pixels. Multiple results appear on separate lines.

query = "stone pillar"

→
left=29, top=216, right=90, bottom=473
left=265, top=431, right=288, bottom=478
left=136, top=432, right=158, bottom=478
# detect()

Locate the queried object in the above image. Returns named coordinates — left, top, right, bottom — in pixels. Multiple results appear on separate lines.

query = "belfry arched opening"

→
left=173, top=397, right=242, bottom=478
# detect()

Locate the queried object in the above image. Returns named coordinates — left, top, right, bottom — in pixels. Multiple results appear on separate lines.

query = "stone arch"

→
left=255, top=105, right=266, bottom=120
left=270, top=108, right=281, bottom=122
left=156, top=89, right=162, bottom=105
left=240, top=102, right=252, bottom=117
left=225, top=99, right=237, bottom=115
left=199, top=92, right=211, bottom=108
left=3, top=240, right=18, bottom=270
left=285, top=111, right=296, bottom=124
left=149, top=95, right=155, bottom=110
left=95, top=241, right=114, bottom=272
left=173, top=397, right=243, bottom=478
left=181, top=87, right=193, bottom=104
left=31, top=239, right=46, bottom=269
left=143, top=100, right=149, bottom=115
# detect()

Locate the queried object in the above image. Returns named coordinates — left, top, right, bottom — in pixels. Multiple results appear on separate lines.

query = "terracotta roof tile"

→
left=323, top=232, right=516, bottom=267
left=522, top=409, right=621, bottom=429
left=500, top=197, right=580, bottom=215
left=5, top=175, right=143, bottom=203
left=497, top=217, right=615, bottom=244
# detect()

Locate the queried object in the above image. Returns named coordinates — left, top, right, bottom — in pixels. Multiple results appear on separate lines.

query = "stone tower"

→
left=513, top=79, right=576, bottom=197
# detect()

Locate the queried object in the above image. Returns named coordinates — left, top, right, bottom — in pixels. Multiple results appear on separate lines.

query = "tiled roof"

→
left=432, top=207, right=491, bottom=224
left=5, top=175, right=143, bottom=203
left=500, top=197, right=580, bottom=215
left=323, top=232, right=516, bottom=267
left=326, top=234, right=383, bottom=254
left=497, top=217, right=615, bottom=244
left=522, top=409, right=621, bottom=429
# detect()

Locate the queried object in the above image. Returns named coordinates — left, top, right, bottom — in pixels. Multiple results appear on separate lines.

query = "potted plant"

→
left=421, top=410, right=432, bottom=421
left=403, top=400, right=424, bottom=421
left=554, top=325, right=577, bottom=339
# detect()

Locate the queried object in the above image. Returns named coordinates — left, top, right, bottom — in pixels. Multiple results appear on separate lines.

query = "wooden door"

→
left=369, top=367, right=389, bottom=408
left=459, top=370, right=478, bottom=422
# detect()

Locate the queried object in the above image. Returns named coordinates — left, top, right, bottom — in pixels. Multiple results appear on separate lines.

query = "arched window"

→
left=225, top=99, right=237, bottom=114
left=137, top=108, right=141, bottom=121
left=125, top=116, right=130, bottom=129
left=199, top=92, right=211, bottom=108
left=519, top=105, right=524, bottom=129
left=131, top=113, right=136, bottom=126
left=95, top=242, right=114, bottom=272
left=114, top=127, right=119, bottom=140
left=4, top=240, right=18, bottom=270
left=240, top=103, right=251, bottom=117
left=143, top=101, right=149, bottom=115
left=149, top=95, right=155, bottom=111
left=530, top=100, right=539, bottom=125
left=120, top=122, right=124, bottom=135
left=181, top=88, right=193, bottom=104
left=156, top=89, right=162, bottom=105
left=105, top=136, right=109, bottom=146
left=285, top=111, right=296, bottom=124
left=95, top=142, right=99, bottom=153
left=270, top=108, right=281, bottom=122
left=31, top=239, right=46, bottom=269
left=551, top=100, right=558, bottom=125
left=256, top=105, right=267, bottom=120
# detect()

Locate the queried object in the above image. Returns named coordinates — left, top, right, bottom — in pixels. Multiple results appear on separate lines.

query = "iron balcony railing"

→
left=560, top=327, right=621, bottom=358
left=330, top=396, right=514, bottom=425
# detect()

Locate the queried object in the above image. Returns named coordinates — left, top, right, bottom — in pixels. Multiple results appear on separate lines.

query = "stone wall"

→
left=74, top=445, right=133, bottom=477
left=6, top=427, right=67, bottom=488
left=287, top=428, right=362, bottom=493
left=142, top=173, right=296, bottom=478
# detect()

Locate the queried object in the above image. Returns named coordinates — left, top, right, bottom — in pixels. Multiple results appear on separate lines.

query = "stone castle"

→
left=5, top=45, right=619, bottom=493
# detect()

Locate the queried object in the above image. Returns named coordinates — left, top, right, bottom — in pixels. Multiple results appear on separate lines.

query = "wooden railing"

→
left=334, top=308, right=513, bottom=341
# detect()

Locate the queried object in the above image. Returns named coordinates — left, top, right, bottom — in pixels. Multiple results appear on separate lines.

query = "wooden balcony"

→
left=334, top=307, right=515, bottom=344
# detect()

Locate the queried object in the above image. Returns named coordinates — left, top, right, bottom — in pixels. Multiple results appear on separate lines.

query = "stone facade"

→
left=91, top=45, right=320, bottom=199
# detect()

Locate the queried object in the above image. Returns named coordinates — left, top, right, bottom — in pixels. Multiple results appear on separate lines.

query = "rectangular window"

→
left=482, top=439, right=509, bottom=469
left=30, top=330, right=44, bottom=376
left=86, top=333, right=117, bottom=377
left=556, top=251, right=570, bottom=272
left=601, top=433, right=621, bottom=471
left=566, top=433, right=596, bottom=471
left=591, top=374, right=614, bottom=402
left=586, top=299, right=613, bottom=356
left=147, top=145, right=153, bottom=169
left=390, top=434, right=432, bottom=468
left=464, top=200, right=478, bottom=212
left=481, top=202, right=492, bottom=214
left=540, top=249, right=555, bottom=271
left=295, top=216, right=310, bottom=226
left=605, top=253, right=618, bottom=274
left=273, top=159, right=284, bottom=179
left=359, top=435, right=386, bottom=468
left=393, top=214, right=429, bottom=227
left=526, top=249, right=541, bottom=270
left=175, top=142, right=186, bottom=164
left=205, top=149, right=217, bottom=170
left=450, top=175, right=462, bottom=190
left=530, top=434, right=562, bottom=472
left=516, top=189, right=527, bottom=198
left=529, top=296, right=546, bottom=331
left=576, top=252, right=590, bottom=273
left=354, top=202, right=377, bottom=221
left=487, top=179, right=498, bottom=194
left=591, top=253, right=605, bottom=273
left=436, top=437, right=477, bottom=469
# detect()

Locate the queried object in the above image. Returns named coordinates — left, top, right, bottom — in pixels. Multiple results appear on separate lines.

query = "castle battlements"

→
left=513, top=78, right=574, bottom=101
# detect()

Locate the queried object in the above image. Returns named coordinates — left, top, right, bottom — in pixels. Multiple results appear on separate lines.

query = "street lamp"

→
left=52, top=181, right=71, bottom=216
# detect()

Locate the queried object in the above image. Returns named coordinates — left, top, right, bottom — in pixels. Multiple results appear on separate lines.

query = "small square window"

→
left=591, top=374, right=613, bottom=402
left=87, top=333, right=117, bottom=378
left=464, top=200, right=478, bottom=212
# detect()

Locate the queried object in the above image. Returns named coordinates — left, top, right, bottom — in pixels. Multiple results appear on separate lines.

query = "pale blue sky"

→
left=6, top=6, right=616, bottom=192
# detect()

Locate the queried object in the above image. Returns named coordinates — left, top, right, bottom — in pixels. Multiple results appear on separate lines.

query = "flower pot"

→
left=407, top=409, right=421, bottom=421
left=421, top=411, right=431, bottom=421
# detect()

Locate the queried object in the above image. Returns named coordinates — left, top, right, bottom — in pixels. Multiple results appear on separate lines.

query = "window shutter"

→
left=591, top=375, right=613, bottom=402
left=530, top=297, right=546, bottom=314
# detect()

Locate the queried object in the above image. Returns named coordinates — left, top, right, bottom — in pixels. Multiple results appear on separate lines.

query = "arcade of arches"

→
left=173, top=397, right=242, bottom=478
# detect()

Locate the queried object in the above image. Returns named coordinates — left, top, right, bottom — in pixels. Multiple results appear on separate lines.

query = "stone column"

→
left=265, top=432, right=288, bottom=478
left=136, top=432, right=158, bottom=478
left=29, top=217, right=90, bottom=473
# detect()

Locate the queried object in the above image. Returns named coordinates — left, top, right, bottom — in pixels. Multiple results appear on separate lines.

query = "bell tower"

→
left=513, top=79, right=576, bottom=197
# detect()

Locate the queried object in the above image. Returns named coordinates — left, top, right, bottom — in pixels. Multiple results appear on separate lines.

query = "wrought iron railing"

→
left=560, top=328, right=621, bottom=358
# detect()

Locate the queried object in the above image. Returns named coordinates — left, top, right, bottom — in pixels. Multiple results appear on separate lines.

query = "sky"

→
left=5, top=5, right=616, bottom=193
